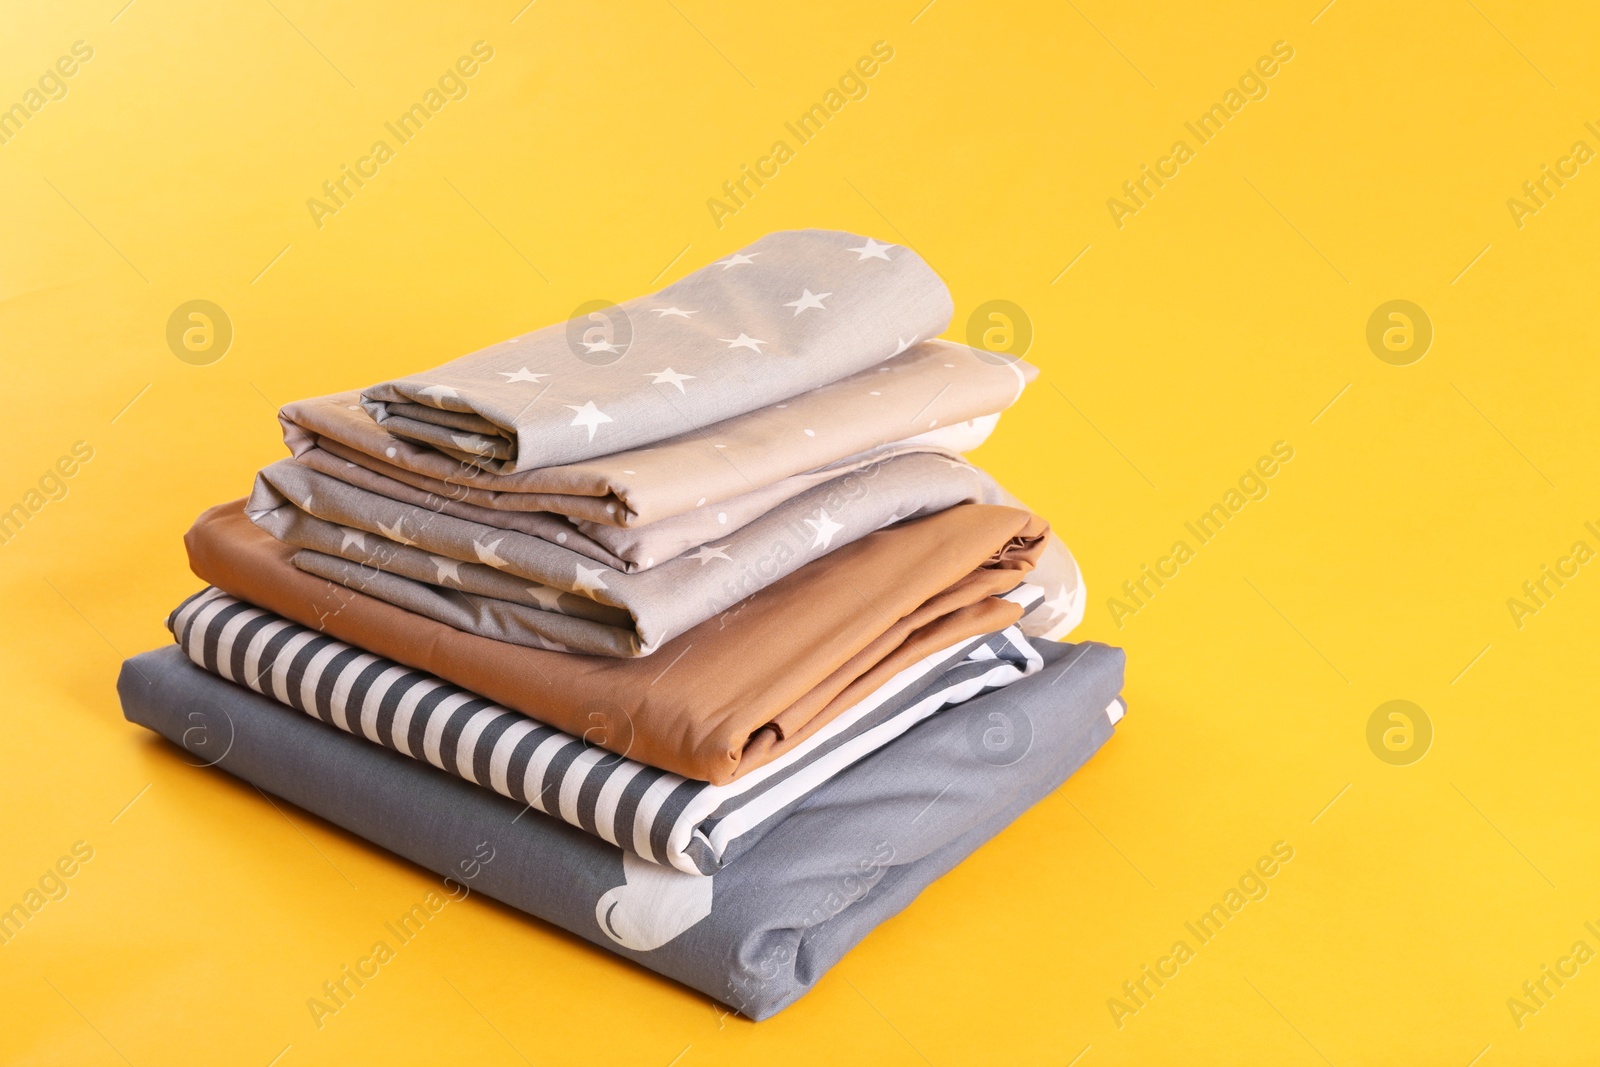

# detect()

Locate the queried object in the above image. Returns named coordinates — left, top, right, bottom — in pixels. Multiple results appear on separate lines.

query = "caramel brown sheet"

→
left=185, top=500, right=1046, bottom=784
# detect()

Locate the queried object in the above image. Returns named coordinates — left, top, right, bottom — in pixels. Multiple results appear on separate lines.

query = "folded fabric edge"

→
left=164, top=585, right=1051, bottom=875
left=115, top=637, right=1125, bottom=1020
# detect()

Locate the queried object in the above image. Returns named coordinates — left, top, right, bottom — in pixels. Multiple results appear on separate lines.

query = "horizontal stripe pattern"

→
left=167, top=585, right=1044, bottom=874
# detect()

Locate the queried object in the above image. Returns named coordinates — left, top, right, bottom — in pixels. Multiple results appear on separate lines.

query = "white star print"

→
left=525, top=583, right=565, bottom=612
left=715, top=252, right=759, bottom=269
left=805, top=509, right=844, bottom=550
left=377, top=518, right=414, bottom=546
left=450, top=434, right=493, bottom=456
left=890, top=337, right=915, bottom=357
left=846, top=238, right=894, bottom=261
left=582, top=339, right=624, bottom=355
left=340, top=528, right=367, bottom=553
left=651, top=307, right=697, bottom=318
left=473, top=538, right=508, bottom=568
left=719, top=333, right=768, bottom=353
left=417, top=385, right=459, bottom=402
left=572, top=563, right=609, bottom=596
left=685, top=543, right=732, bottom=565
left=497, top=368, right=548, bottom=384
left=646, top=368, right=695, bottom=393
left=430, top=555, right=463, bottom=585
left=565, top=400, right=613, bottom=442
left=783, top=289, right=831, bottom=316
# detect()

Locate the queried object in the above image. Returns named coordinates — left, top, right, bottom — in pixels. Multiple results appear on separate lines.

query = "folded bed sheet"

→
left=187, top=501, right=1047, bottom=783
left=287, top=337, right=1032, bottom=528
left=290, top=434, right=988, bottom=574
left=263, top=449, right=1088, bottom=645
left=169, top=588, right=1045, bottom=875
left=247, top=451, right=1024, bottom=656
left=118, top=637, right=1125, bottom=1019
left=359, top=230, right=954, bottom=472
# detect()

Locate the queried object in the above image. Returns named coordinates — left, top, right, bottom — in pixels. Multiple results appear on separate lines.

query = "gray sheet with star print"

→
left=359, top=229, right=953, bottom=472
left=245, top=451, right=1017, bottom=656
left=118, top=637, right=1125, bottom=1020
left=291, top=434, right=991, bottom=575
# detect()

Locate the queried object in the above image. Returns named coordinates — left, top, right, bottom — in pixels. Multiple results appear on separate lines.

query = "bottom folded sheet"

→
left=118, top=640, right=1126, bottom=1019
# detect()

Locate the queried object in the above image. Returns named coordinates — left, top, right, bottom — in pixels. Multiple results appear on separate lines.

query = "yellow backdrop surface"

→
left=3, top=0, right=1598, bottom=1062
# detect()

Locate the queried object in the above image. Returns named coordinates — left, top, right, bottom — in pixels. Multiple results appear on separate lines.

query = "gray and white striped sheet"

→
left=169, top=585, right=1046, bottom=875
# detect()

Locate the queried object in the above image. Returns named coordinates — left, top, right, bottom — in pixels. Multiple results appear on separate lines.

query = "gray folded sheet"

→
left=248, top=451, right=1022, bottom=656
left=291, top=430, right=993, bottom=573
left=118, top=639, right=1124, bottom=1019
left=360, top=229, right=953, bottom=472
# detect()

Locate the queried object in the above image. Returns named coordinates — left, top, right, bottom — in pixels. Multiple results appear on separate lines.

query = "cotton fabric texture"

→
left=187, top=500, right=1048, bottom=783
left=359, top=230, right=955, bottom=472
left=169, top=588, right=1045, bottom=875
left=285, top=337, right=1033, bottom=529
left=250, top=449, right=1087, bottom=646
left=118, top=637, right=1125, bottom=1019
left=289, top=432, right=987, bottom=574
left=247, top=450, right=1026, bottom=656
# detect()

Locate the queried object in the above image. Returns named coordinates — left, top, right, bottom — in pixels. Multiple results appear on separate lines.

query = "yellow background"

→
left=3, top=0, right=1597, bottom=1062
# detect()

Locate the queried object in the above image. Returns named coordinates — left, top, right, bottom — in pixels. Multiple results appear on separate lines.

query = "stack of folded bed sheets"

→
left=117, top=229, right=1127, bottom=1019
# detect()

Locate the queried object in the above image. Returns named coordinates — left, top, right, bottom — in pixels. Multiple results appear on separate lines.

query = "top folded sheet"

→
left=359, top=229, right=953, bottom=473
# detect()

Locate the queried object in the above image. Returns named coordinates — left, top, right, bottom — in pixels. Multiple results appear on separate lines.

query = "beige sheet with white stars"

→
left=281, top=337, right=1035, bottom=527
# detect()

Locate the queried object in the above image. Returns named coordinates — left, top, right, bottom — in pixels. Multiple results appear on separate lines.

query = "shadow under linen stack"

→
left=116, top=229, right=1128, bottom=1019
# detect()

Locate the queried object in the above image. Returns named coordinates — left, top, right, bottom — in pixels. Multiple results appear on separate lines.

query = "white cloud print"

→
left=595, top=852, right=713, bottom=952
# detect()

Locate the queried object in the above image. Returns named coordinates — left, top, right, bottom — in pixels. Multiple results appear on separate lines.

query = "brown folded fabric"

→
left=185, top=501, right=1047, bottom=784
